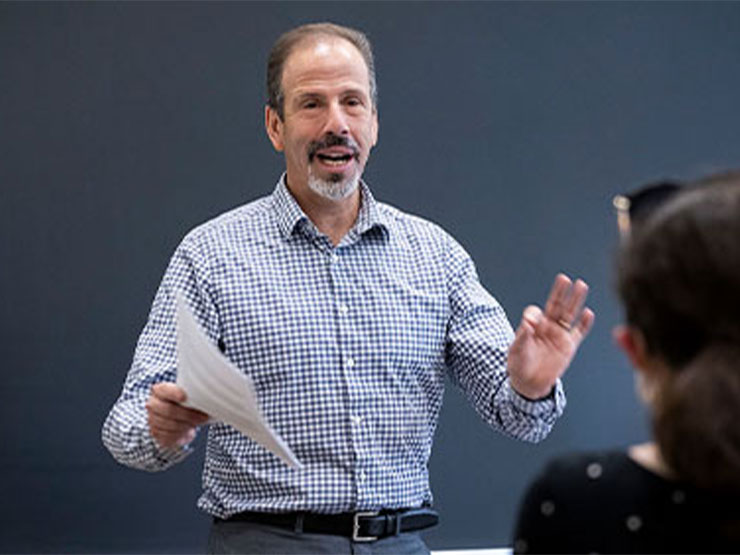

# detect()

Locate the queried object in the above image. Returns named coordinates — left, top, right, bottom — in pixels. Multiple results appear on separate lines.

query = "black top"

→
left=512, top=449, right=740, bottom=554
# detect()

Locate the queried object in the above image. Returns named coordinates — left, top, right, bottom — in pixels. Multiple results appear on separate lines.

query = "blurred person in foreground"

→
left=512, top=170, right=740, bottom=554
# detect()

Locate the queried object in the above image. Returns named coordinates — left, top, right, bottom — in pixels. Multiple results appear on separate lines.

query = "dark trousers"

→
left=207, top=518, right=431, bottom=555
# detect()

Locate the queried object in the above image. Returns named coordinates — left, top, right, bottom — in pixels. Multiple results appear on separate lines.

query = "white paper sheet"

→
left=174, top=291, right=303, bottom=469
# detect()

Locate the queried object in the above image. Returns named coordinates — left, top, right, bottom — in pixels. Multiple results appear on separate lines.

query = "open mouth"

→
left=315, top=152, right=354, bottom=166
left=307, top=136, right=360, bottom=169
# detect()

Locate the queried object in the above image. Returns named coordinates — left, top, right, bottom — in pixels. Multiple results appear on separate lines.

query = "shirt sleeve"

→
left=101, top=235, right=220, bottom=471
left=443, top=238, right=565, bottom=443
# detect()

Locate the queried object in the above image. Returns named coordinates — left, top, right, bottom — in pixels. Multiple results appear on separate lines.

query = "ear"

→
left=370, top=109, right=379, bottom=147
left=265, top=105, right=284, bottom=152
left=613, top=324, right=651, bottom=371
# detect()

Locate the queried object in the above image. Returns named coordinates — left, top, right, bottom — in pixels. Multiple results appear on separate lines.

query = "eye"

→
left=345, top=97, right=362, bottom=107
left=302, top=100, right=319, bottom=109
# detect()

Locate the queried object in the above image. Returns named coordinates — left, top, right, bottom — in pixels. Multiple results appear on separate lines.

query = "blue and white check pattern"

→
left=102, top=176, right=565, bottom=518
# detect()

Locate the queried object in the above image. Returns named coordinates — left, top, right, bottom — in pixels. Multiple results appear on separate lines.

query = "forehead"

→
left=281, top=36, right=370, bottom=96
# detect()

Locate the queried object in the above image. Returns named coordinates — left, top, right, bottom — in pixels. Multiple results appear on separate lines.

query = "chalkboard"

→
left=2, top=2, right=739, bottom=552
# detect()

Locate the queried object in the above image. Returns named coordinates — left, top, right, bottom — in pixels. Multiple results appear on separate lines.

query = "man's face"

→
left=265, top=37, right=378, bottom=201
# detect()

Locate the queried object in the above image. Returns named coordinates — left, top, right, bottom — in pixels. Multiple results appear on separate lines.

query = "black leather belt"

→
left=220, top=508, right=439, bottom=542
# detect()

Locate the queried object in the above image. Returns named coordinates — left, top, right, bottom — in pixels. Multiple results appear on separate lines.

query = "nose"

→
left=323, top=101, right=350, bottom=136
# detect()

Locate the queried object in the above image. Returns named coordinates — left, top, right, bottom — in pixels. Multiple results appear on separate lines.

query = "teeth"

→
left=317, top=154, right=352, bottom=165
left=322, top=158, right=349, bottom=166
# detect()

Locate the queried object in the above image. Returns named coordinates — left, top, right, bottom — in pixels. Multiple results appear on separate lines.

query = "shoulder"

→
left=179, top=195, right=274, bottom=254
left=513, top=449, right=727, bottom=554
left=377, top=201, right=453, bottom=241
left=538, top=449, right=630, bottom=482
left=525, top=449, right=633, bottom=504
left=513, top=449, right=636, bottom=553
left=375, top=200, right=472, bottom=263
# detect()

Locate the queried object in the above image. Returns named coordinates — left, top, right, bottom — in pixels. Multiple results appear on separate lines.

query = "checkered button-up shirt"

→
left=102, top=177, right=565, bottom=518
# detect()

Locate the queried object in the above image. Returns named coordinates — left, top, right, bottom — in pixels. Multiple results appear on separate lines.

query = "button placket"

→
left=328, top=247, right=370, bottom=504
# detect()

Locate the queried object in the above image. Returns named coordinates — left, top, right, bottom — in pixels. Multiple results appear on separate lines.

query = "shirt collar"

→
left=271, top=174, right=390, bottom=241
left=272, top=175, right=308, bottom=239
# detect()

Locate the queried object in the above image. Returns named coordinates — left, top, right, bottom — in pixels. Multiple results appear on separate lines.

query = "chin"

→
left=308, top=171, right=360, bottom=201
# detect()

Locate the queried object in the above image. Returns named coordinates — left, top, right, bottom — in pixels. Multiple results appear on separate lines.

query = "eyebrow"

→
left=293, top=88, right=369, bottom=102
left=293, top=92, right=322, bottom=104
left=339, top=88, right=368, bottom=98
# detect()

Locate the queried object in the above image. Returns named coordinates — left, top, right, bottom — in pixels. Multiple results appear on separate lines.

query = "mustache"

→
left=307, top=134, right=360, bottom=162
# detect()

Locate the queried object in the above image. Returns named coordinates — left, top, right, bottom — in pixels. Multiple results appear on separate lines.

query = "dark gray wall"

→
left=2, top=2, right=739, bottom=552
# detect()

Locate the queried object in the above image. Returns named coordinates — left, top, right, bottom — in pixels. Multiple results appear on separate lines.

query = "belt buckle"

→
left=352, top=511, right=378, bottom=542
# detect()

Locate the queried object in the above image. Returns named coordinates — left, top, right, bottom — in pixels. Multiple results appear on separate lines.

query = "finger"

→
left=522, top=305, right=542, bottom=327
left=511, top=308, right=535, bottom=353
left=147, top=406, right=202, bottom=449
left=544, top=273, right=572, bottom=320
left=147, top=413, right=192, bottom=441
left=150, top=383, right=209, bottom=420
left=561, top=279, right=589, bottom=324
left=152, top=382, right=187, bottom=404
left=148, top=404, right=209, bottom=429
left=572, top=307, right=596, bottom=342
left=146, top=393, right=209, bottom=426
left=147, top=410, right=195, bottom=435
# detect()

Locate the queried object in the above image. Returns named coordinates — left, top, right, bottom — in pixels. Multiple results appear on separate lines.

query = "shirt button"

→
left=351, top=414, right=363, bottom=425
left=359, top=471, right=367, bottom=482
left=338, top=303, right=349, bottom=315
left=330, top=253, right=339, bottom=264
left=345, top=357, right=355, bottom=369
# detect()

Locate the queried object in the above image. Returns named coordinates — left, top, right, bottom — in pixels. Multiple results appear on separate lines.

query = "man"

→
left=103, top=22, right=594, bottom=555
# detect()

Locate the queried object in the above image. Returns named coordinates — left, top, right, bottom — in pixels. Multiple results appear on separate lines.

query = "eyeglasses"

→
left=612, top=181, right=683, bottom=237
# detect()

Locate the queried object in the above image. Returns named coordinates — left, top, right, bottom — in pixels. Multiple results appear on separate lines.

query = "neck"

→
left=628, top=441, right=675, bottom=479
left=286, top=178, right=361, bottom=246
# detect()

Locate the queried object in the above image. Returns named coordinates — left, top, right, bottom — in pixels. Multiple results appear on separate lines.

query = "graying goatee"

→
left=307, top=167, right=359, bottom=200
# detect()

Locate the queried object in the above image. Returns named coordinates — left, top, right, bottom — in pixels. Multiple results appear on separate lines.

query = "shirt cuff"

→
left=144, top=422, right=194, bottom=468
left=507, top=379, right=566, bottom=418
